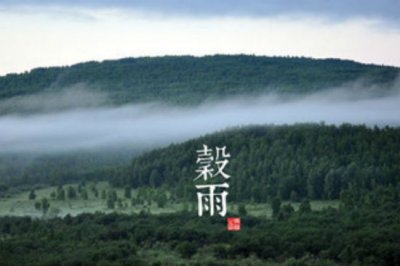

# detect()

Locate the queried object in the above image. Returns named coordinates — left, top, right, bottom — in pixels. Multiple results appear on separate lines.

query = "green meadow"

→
left=0, top=181, right=339, bottom=218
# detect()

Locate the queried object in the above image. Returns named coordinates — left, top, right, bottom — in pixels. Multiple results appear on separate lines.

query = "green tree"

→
left=28, top=190, right=36, bottom=200
left=149, top=169, right=160, bottom=188
left=50, top=191, right=56, bottom=200
left=67, top=186, right=77, bottom=199
left=81, top=189, right=88, bottom=200
left=176, top=241, right=198, bottom=259
left=41, top=198, right=50, bottom=214
left=155, top=191, right=167, bottom=208
left=299, top=199, right=311, bottom=214
left=278, top=204, right=295, bottom=220
left=238, top=204, right=247, bottom=216
left=124, top=186, right=132, bottom=199
left=107, top=198, right=115, bottom=209
left=271, top=197, right=281, bottom=217
left=57, top=187, right=66, bottom=201
left=101, top=189, right=106, bottom=200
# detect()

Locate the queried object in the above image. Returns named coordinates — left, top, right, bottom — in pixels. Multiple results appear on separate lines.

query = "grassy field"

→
left=0, top=182, right=339, bottom=218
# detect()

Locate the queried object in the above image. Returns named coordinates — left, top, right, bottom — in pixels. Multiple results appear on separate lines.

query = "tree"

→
left=50, top=191, right=56, bottom=200
left=238, top=204, right=247, bottom=216
left=41, top=198, right=50, bottom=214
left=101, top=190, right=107, bottom=200
left=149, top=169, right=160, bottom=188
left=106, top=190, right=118, bottom=209
left=81, top=189, right=88, bottom=200
left=278, top=204, right=294, bottom=220
left=107, top=198, right=115, bottom=209
left=92, top=186, right=99, bottom=198
left=290, top=190, right=300, bottom=202
left=299, top=199, right=311, bottom=214
left=176, top=241, right=198, bottom=259
left=28, top=190, right=36, bottom=200
left=155, top=191, right=167, bottom=208
left=57, top=187, right=66, bottom=201
left=0, top=183, right=8, bottom=192
left=67, top=186, right=77, bottom=199
left=271, top=197, right=281, bottom=217
left=324, top=169, right=342, bottom=199
left=124, top=186, right=132, bottom=199
left=117, top=198, right=124, bottom=209
left=108, top=190, right=117, bottom=202
left=0, top=183, right=7, bottom=198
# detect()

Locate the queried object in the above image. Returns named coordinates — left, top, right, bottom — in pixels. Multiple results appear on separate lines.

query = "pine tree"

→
left=271, top=197, right=281, bottom=217
left=28, top=190, right=36, bottom=200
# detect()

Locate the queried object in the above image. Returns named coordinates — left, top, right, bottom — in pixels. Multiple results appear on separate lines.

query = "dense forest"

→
left=0, top=55, right=398, bottom=108
left=0, top=150, right=134, bottom=190
left=2, top=123, right=400, bottom=202
left=1, top=56, right=400, bottom=265
left=110, top=123, right=400, bottom=203
left=0, top=188, right=399, bottom=266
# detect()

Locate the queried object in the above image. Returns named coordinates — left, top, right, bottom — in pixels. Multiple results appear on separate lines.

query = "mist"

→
left=1, top=84, right=400, bottom=153
left=0, top=84, right=109, bottom=115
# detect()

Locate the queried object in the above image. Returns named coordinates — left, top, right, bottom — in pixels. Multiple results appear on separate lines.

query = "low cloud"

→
left=0, top=81, right=399, bottom=154
left=0, top=85, right=108, bottom=115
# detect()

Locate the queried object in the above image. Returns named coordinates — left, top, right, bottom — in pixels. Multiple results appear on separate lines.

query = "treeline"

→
left=0, top=150, right=134, bottom=190
left=0, top=55, right=398, bottom=106
left=111, top=123, right=400, bottom=203
left=2, top=123, right=400, bottom=204
left=0, top=189, right=399, bottom=266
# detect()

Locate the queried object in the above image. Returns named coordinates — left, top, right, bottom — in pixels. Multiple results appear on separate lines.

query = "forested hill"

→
left=111, top=123, right=400, bottom=203
left=0, top=55, right=398, bottom=104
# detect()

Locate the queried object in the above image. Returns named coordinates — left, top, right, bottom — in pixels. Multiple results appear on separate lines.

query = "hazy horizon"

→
left=1, top=0, right=399, bottom=75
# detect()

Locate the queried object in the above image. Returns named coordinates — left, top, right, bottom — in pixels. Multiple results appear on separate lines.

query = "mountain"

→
left=0, top=55, right=398, bottom=105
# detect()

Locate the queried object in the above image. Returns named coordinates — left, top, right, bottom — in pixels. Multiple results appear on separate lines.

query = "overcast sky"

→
left=1, top=0, right=399, bottom=75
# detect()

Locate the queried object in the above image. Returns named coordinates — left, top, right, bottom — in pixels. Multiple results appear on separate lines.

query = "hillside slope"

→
left=111, top=123, right=400, bottom=202
left=0, top=55, right=398, bottom=105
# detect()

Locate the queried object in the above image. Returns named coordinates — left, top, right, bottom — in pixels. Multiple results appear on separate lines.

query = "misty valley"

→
left=0, top=55, right=400, bottom=266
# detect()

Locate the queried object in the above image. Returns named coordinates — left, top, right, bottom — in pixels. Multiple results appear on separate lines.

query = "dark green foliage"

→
left=298, top=199, right=312, bottom=214
left=28, top=190, right=36, bottom=200
left=50, top=191, right=56, bottom=200
left=57, top=186, right=66, bottom=201
left=238, top=204, right=248, bottom=216
left=81, top=189, right=88, bottom=200
left=272, top=197, right=282, bottom=217
left=0, top=55, right=398, bottom=108
left=67, top=186, right=77, bottom=199
left=0, top=183, right=8, bottom=198
left=41, top=198, right=50, bottom=214
left=176, top=241, right=198, bottom=258
left=278, top=204, right=295, bottom=220
left=109, top=190, right=118, bottom=202
left=124, top=186, right=132, bottom=199
left=0, top=150, right=134, bottom=188
left=116, top=124, right=400, bottom=203
left=106, top=190, right=118, bottom=209
left=0, top=183, right=8, bottom=192
left=0, top=200, right=399, bottom=266
left=101, top=189, right=107, bottom=200
left=154, top=191, right=167, bottom=208
left=106, top=198, right=115, bottom=209
left=91, top=185, right=99, bottom=198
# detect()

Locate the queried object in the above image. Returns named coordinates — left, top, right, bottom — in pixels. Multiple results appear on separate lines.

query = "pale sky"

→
left=1, top=0, right=400, bottom=75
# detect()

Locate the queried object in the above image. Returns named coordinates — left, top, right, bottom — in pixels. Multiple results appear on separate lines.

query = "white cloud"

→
left=1, top=82, right=400, bottom=153
left=0, top=7, right=399, bottom=75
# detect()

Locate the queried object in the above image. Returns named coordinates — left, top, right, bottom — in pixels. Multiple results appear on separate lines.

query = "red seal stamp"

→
left=227, top=217, right=241, bottom=231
